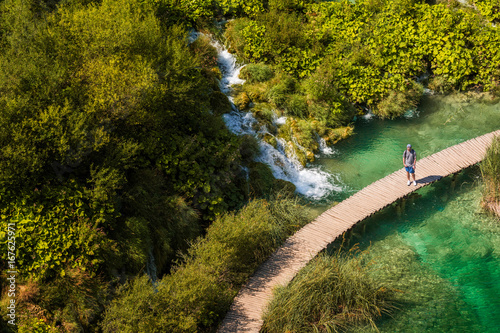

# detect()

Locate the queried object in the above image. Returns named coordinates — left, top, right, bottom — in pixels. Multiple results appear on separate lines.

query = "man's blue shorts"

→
left=405, top=166, right=415, bottom=174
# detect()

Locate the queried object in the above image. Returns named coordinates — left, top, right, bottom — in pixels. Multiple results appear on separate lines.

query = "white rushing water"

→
left=211, top=38, right=341, bottom=199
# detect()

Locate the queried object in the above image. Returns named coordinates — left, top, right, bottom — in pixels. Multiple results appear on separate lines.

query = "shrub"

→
left=267, top=76, right=297, bottom=107
left=249, top=162, right=276, bottom=197
left=190, top=34, right=218, bottom=70
left=261, top=250, right=393, bottom=333
left=18, top=318, right=55, bottom=333
left=11, top=269, right=108, bottom=332
left=285, top=94, right=308, bottom=118
left=268, top=0, right=313, bottom=13
left=102, top=198, right=310, bottom=332
left=225, top=18, right=252, bottom=56
left=239, top=134, right=260, bottom=163
left=374, top=82, right=423, bottom=119
left=252, top=103, right=275, bottom=124
left=239, top=63, right=274, bottom=83
left=99, top=275, right=157, bottom=333
left=0, top=181, right=111, bottom=281
left=428, top=75, right=455, bottom=94
left=474, top=0, right=500, bottom=23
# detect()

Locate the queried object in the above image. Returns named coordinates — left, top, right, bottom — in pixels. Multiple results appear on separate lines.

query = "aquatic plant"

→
left=480, top=135, right=500, bottom=211
left=261, top=248, right=393, bottom=333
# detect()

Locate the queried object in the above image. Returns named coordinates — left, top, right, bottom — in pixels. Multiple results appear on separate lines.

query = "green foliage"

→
left=239, top=63, right=274, bottom=83
left=374, top=82, right=424, bottom=119
left=17, top=270, right=108, bottom=331
left=219, top=0, right=265, bottom=17
left=0, top=0, right=253, bottom=330
left=19, top=318, right=55, bottom=333
left=262, top=250, right=393, bottom=333
left=118, top=170, right=201, bottom=274
left=474, top=0, right=500, bottom=23
left=239, top=134, right=261, bottom=163
left=210, top=91, right=233, bottom=114
left=96, top=275, right=157, bottom=333
left=267, top=75, right=297, bottom=107
left=102, top=198, right=311, bottom=332
left=241, top=20, right=269, bottom=61
left=268, top=0, right=313, bottom=13
left=285, top=94, right=308, bottom=118
left=227, top=0, right=500, bottom=119
left=190, top=34, right=218, bottom=71
left=248, top=162, right=297, bottom=197
left=0, top=181, right=111, bottom=281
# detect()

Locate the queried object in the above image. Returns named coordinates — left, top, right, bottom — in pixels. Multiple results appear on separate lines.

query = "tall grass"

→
left=480, top=136, right=500, bottom=205
left=101, top=197, right=311, bottom=332
left=261, top=247, right=393, bottom=333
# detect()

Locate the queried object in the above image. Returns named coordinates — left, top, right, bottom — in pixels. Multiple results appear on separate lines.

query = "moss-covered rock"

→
left=252, top=103, right=274, bottom=125
left=263, top=133, right=278, bottom=149
left=321, top=125, right=354, bottom=145
left=233, top=91, right=251, bottom=110
left=306, top=151, right=315, bottom=163
left=244, top=82, right=269, bottom=103
left=292, top=119, right=319, bottom=153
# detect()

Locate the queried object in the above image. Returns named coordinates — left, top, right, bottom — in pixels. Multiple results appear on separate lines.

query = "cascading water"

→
left=146, top=247, right=159, bottom=292
left=212, top=38, right=342, bottom=199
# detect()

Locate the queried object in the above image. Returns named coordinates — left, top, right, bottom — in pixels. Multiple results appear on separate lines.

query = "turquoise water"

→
left=337, top=170, right=500, bottom=333
left=316, top=93, right=500, bottom=204
left=315, top=94, right=500, bottom=332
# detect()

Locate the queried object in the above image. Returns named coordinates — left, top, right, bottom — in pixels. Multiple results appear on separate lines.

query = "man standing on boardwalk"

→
left=403, top=144, right=417, bottom=186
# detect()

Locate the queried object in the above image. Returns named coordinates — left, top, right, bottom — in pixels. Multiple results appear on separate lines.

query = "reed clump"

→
left=480, top=135, right=500, bottom=214
left=261, top=248, right=393, bottom=333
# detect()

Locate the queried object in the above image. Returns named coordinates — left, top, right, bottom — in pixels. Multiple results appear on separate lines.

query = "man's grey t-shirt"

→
left=403, top=149, right=416, bottom=166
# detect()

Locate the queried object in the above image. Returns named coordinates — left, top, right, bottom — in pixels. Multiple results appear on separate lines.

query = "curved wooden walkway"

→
left=218, top=129, right=500, bottom=333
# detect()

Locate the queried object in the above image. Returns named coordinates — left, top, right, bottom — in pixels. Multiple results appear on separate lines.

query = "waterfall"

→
left=318, top=137, right=336, bottom=156
left=208, top=36, right=341, bottom=199
left=146, top=247, right=159, bottom=292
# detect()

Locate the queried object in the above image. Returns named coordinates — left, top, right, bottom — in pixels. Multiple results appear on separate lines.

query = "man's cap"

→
left=407, top=144, right=412, bottom=148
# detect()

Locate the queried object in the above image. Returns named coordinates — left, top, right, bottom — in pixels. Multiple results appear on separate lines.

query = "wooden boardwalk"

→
left=218, top=129, right=500, bottom=333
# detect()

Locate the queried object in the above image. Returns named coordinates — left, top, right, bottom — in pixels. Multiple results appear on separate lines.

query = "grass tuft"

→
left=262, top=246, right=393, bottom=333
left=480, top=135, right=500, bottom=211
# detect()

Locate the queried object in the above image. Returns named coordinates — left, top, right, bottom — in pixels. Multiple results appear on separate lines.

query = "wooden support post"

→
left=450, top=173, right=458, bottom=192
left=346, top=228, right=353, bottom=247
left=396, top=197, right=406, bottom=217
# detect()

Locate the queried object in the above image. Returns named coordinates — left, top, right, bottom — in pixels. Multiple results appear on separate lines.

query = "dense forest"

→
left=0, top=0, right=499, bottom=332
